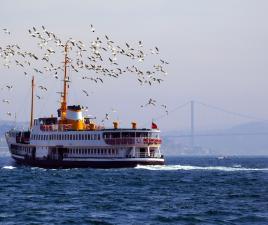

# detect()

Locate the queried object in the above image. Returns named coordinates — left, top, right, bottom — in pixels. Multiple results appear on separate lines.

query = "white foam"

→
left=135, top=164, right=268, bottom=172
left=2, top=166, right=16, bottom=170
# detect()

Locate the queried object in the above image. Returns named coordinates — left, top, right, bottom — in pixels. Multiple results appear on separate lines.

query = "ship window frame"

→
left=122, top=132, right=130, bottom=138
left=111, top=132, right=120, bottom=139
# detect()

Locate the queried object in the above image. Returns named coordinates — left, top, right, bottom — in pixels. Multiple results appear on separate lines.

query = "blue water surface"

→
left=1, top=150, right=268, bottom=225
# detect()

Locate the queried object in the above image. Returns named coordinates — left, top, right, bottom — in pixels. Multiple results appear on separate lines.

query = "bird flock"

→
left=141, top=98, right=169, bottom=115
left=0, top=26, right=169, bottom=121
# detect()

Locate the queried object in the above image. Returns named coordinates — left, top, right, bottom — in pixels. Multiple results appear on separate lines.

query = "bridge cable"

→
left=195, top=100, right=268, bottom=122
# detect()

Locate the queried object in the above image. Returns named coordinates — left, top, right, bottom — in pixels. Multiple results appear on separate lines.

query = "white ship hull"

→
left=6, top=126, right=164, bottom=169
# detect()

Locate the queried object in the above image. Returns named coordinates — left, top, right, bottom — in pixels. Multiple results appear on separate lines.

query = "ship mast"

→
left=60, top=43, right=69, bottom=122
left=30, top=76, right=34, bottom=129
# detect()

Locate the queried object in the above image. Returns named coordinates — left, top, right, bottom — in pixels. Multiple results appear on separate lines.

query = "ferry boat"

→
left=5, top=45, right=164, bottom=168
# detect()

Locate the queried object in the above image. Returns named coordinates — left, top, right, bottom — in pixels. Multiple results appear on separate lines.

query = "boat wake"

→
left=1, top=166, right=16, bottom=170
left=135, top=165, right=268, bottom=172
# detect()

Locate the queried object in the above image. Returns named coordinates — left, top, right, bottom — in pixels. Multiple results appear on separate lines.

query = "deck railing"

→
left=40, top=124, right=105, bottom=132
left=104, top=137, right=162, bottom=146
left=104, top=138, right=135, bottom=145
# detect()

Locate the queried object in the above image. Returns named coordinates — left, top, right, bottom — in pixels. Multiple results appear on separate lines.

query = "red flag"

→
left=151, top=122, right=158, bottom=129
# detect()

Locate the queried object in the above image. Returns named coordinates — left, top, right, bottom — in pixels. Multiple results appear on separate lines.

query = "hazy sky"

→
left=1, top=0, right=268, bottom=132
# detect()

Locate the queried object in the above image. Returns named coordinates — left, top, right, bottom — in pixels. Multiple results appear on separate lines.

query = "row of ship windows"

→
left=67, top=148, right=118, bottom=155
left=13, top=148, right=118, bottom=156
left=10, top=146, right=32, bottom=155
left=31, top=133, right=101, bottom=141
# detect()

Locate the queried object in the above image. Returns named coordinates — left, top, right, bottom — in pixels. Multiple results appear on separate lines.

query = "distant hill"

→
left=162, top=121, right=268, bottom=156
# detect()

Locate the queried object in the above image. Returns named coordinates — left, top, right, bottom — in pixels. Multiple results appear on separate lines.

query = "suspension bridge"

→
left=155, top=100, right=268, bottom=150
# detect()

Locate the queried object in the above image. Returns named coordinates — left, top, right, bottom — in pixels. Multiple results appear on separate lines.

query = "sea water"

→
left=0, top=149, right=268, bottom=225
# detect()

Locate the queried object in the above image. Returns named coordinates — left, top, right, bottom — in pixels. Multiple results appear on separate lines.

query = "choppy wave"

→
left=135, top=164, right=268, bottom=171
left=2, top=166, right=16, bottom=170
left=0, top=156, right=268, bottom=224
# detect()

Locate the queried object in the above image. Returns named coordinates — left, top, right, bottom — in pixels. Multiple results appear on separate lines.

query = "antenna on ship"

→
left=59, top=43, right=69, bottom=123
left=30, top=76, right=35, bottom=129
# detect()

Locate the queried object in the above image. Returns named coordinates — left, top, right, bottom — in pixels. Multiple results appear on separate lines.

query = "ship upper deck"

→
left=32, top=117, right=159, bottom=133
